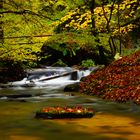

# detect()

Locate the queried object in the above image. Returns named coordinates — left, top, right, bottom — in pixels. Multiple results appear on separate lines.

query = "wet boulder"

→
left=64, top=83, right=80, bottom=92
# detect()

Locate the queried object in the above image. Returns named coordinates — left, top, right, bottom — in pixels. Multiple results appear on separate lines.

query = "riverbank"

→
left=80, top=50, right=140, bottom=105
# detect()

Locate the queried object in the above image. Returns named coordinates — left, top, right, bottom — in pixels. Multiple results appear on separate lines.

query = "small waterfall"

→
left=1, top=66, right=98, bottom=89
left=77, top=69, right=91, bottom=79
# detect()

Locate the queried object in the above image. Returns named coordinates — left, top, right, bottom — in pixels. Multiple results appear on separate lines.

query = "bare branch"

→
left=4, top=34, right=52, bottom=39
left=121, top=16, right=140, bottom=27
left=4, top=42, right=45, bottom=45
left=101, top=0, right=116, bottom=32
left=0, top=9, right=55, bottom=20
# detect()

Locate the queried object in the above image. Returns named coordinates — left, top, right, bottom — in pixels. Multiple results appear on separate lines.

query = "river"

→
left=0, top=67, right=140, bottom=140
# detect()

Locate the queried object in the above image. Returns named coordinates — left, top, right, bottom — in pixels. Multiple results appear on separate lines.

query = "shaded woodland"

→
left=0, top=0, right=140, bottom=84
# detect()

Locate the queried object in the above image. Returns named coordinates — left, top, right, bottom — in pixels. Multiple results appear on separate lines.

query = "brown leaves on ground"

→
left=80, top=50, right=140, bottom=104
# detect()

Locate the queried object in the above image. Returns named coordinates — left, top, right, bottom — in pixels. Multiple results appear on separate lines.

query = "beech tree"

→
left=54, top=0, right=140, bottom=56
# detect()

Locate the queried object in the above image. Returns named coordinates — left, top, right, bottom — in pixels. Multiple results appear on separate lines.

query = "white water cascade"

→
left=1, top=66, right=99, bottom=89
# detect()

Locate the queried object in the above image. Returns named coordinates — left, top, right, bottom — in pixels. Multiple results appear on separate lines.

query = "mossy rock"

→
left=0, top=62, right=26, bottom=83
left=51, top=59, right=68, bottom=67
left=39, top=32, right=109, bottom=66
left=64, top=83, right=80, bottom=92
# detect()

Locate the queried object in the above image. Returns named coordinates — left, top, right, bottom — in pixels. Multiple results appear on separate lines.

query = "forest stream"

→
left=0, top=67, right=140, bottom=140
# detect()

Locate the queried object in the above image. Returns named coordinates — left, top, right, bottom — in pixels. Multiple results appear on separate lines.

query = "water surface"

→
left=0, top=87, right=140, bottom=140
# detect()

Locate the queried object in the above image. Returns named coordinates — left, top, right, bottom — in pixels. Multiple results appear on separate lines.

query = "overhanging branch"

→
left=121, top=16, right=140, bottom=27
left=0, top=9, right=55, bottom=21
left=4, top=34, right=52, bottom=39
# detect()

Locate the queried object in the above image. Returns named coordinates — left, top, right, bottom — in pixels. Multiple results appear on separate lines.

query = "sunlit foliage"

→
left=54, top=0, right=140, bottom=55
left=0, top=0, right=74, bottom=66
left=0, top=0, right=140, bottom=67
left=55, top=0, right=140, bottom=35
left=42, top=32, right=97, bottom=57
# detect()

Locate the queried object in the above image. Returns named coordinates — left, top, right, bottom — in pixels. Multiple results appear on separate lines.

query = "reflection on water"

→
left=0, top=87, right=140, bottom=140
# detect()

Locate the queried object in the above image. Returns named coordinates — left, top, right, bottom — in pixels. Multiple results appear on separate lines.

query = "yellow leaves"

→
left=76, top=24, right=81, bottom=28
left=138, top=6, right=140, bottom=10
left=80, top=22, right=88, bottom=29
left=127, top=24, right=135, bottom=31
left=122, top=0, right=130, bottom=5
left=130, top=0, right=138, bottom=4
left=112, top=23, right=136, bottom=37
left=120, top=4, right=126, bottom=10
left=0, top=43, right=41, bottom=62
left=86, top=13, right=92, bottom=19
left=129, top=11, right=135, bottom=17
left=76, top=15, right=80, bottom=18
left=57, top=9, right=90, bottom=31
left=126, top=4, right=131, bottom=9
left=125, top=15, right=129, bottom=19
left=65, top=24, right=69, bottom=27
left=61, top=16, right=69, bottom=22
left=120, top=27, right=128, bottom=34
left=60, top=11, right=77, bottom=22
left=95, top=7, right=102, bottom=15
left=71, top=19, right=75, bottom=23
left=53, top=0, right=139, bottom=41
left=0, top=48, right=7, bottom=60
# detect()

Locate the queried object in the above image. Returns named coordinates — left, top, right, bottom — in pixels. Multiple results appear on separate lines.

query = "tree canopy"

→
left=0, top=0, right=140, bottom=67
left=54, top=0, right=140, bottom=55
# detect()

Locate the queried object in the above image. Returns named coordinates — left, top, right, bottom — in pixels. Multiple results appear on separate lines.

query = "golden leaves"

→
left=55, top=0, right=139, bottom=36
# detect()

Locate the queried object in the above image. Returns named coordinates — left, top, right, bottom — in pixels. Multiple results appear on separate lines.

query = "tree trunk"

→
left=89, top=0, right=97, bottom=35
left=89, top=0, right=108, bottom=64
left=0, top=0, right=4, bottom=44
left=117, top=2, right=122, bottom=55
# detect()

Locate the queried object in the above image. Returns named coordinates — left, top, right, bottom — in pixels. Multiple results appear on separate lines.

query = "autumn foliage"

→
left=35, top=106, right=95, bottom=119
left=80, top=50, right=140, bottom=105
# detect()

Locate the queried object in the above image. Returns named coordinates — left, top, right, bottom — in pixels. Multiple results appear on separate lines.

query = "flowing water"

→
left=0, top=67, right=140, bottom=140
